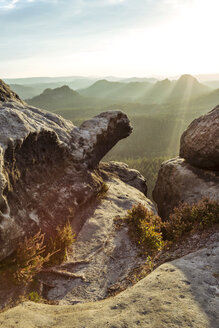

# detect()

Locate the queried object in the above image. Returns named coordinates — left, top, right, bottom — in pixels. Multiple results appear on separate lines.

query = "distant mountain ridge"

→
left=24, top=74, right=218, bottom=110
left=80, top=74, right=210, bottom=104
left=27, top=85, right=89, bottom=110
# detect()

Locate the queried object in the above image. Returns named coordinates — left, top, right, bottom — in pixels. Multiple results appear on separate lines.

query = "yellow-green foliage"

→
left=47, top=220, right=75, bottom=265
left=163, top=198, right=219, bottom=241
left=126, top=203, right=163, bottom=252
left=28, top=291, right=41, bottom=303
left=125, top=198, right=219, bottom=252
left=97, top=182, right=109, bottom=200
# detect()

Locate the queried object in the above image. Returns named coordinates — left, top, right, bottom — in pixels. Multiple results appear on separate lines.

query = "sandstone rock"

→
left=73, top=112, right=132, bottom=168
left=0, top=79, right=24, bottom=104
left=0, top=81, right=132, bottom=261
left=153, top=157, right=219, bottom=219
left=99, top=161, right=147, bottom=195
left=180, top=105, right=219, bottom=170
left=38, top=174, right=155, bottom=305
left=0, top=236, right=218, bottom=328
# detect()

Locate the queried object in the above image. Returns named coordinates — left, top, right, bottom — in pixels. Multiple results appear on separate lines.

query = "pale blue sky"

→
left=0, top=0, right=218, bottom=78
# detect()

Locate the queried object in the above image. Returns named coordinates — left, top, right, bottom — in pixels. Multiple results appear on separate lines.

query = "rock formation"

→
left=0, top=79, right=24, bottom=104
left=153, top=105, right=219, bottom=219
left=99, top=161, right=148, bottom=195
left=0, top=80, right=158, bottom=312
left=38, top=171, right=155, bottom=304
left=0, top=80, right=133, bottom=261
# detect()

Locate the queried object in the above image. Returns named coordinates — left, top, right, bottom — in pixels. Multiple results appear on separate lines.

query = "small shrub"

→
left=47, top=220, right=75, bottom=265
left=5, top=221, right=75, bottom=284
left=97, top=182, right=109, bottom=200
left=163, top=198, right=219, bottom=241
left=126, top=203, right=163, bottom=252
left=28, top=291, right=41, bottom=303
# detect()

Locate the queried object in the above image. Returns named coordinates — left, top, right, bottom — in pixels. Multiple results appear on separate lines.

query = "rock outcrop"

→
left=99, top=161, right=147, bottom=195
left=38, top=173, right=155, bottom=305
left=0, top=235, right=218, bottom=328
left=153, top=157, right=219, bottom=219
left=180, top=105, right=219, bottom=170
left=0, top=79, right=24, bottom=104
left=0, top=80, right=159, bottom=312
left=153, top=105, right=219, bottom=219
left=0, top=80, right=133, bottom=261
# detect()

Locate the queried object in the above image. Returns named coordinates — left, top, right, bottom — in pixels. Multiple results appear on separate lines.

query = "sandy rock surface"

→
left=37, top=174, right=155, bottom=304
left=0, top=237, right=218, bottom=328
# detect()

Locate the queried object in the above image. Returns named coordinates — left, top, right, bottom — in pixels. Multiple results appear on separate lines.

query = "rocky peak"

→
left=42, top=85, right=79, bottom=96
left=177, top=74, right=198, bottom=84
left=0, top=79, right=24, bottom=104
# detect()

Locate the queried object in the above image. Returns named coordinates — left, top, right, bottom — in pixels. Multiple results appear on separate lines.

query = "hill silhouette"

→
left=27, top=85, right=91, bottom=110
left=170, top=74, right=209, bottom=101
left=79, top=75, right=210, bottom=105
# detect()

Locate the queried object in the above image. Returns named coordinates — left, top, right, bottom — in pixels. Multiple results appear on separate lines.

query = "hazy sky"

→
left=0, top=0, right=218, bottom=78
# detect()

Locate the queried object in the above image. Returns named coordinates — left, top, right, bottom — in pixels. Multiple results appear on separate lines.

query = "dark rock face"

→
left=99, top=161, right=147, bottom=195
left=0, top=81, right=132, bottom=261
left=153, top=106, right=219, bottom=219
left=180, top=105, right=219, bottom=170
left=153, top=157, right=219, bottom=219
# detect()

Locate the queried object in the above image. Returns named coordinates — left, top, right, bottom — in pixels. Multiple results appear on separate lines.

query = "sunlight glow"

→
left=1, top=0, right=218, bottom=77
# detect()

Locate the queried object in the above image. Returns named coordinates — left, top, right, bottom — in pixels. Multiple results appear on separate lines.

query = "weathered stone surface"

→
left=153, top=157, right=219, bottom=219
left=0, top=81, right=132, bottom=261
left=38, top=174, right=155, bottom=305
left=180, top=105, right=219, bottom=170
left=73, top=112, right=132, bottom=168
left=0, top=235, right=218, bottom=328
left=99, top=161, right=147, bottom=195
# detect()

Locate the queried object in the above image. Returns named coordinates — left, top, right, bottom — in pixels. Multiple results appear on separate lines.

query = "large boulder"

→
left=0, top=80, right=132, bottom=261
left=153, top=157, right=219, bottom=219
left=180, top=105, right=219, bottom=170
